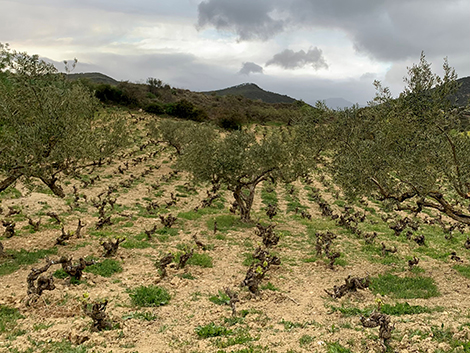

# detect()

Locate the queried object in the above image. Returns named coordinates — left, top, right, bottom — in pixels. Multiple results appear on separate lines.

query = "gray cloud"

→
left=239, top=62, right=264, bottom=75
left=197, top=0, right=470, bottom=65
left=266, top=47, right=328, bottom=70
left=197, top=0, right=284, bottom=40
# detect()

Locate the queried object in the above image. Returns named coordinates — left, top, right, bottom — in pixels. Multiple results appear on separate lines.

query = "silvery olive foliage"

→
left=331, top=52, right=470, bottom=224
left=0, top=43, right=128, bottom=197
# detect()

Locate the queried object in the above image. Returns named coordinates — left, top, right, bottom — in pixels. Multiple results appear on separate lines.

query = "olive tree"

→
left=0, top=43, right=128, bottom=197
left=331, top=53, right=470, bottom=224
left=175, top=122, right=313, bottom=222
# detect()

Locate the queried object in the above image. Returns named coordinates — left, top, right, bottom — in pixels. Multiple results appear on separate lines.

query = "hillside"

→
left=202, top=83, right=297, bottom=104
left=452, top=76, right=470, bottom=106
left=67, top=72, right=119, bottom=85
left=2, top=112, right=470, bottom=353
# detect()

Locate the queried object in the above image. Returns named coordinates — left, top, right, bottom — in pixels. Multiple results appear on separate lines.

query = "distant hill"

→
left=324, top=97, right=356, bottom=109
left=67, top=72, right=119, bottom=85
left=202, top=83, right=297, bottom=104
left=451, top=76, right=470, bottom=106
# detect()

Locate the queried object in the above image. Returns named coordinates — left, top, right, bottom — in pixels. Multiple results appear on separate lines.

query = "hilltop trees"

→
left=331, top=53, right=470, bottom=224
left=0, top=43, right=128, bottom=197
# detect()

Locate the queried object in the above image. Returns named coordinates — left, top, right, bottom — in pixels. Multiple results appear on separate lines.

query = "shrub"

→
left=128, top=285, right=171, bottom=307
left=144, top=103, right=165, bottom=115
left=166, top=99, right=207, bottom=122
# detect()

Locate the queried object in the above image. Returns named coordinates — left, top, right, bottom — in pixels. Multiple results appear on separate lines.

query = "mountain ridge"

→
left=201, top=83, right=298, bottom=104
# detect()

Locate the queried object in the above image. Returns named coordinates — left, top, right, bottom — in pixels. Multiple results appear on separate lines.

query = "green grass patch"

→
left=261, top=182, right=278, bottom=207
left=178, top=210, right=202, bottom=221
left=299, top=334, right=315, bottom=347
left=195, top=322, right=232, bottom=338
left=453, top=264, right=470, bottom=278
left=279, top=319, right=316, bottom=331
left=326, top=342, right=353, bottom=353
left=187, top=253, right=213, bottom=268
left=157, top=227, right=179, bottom=237
left=370, top=273, right=440, bottom=299
left=53, top=268, right=70, bottom=279
left=206, top=215, right=253, bottom=233
left=328, top=302, right=442, bottom=317
left=84, top=259, right=123, bottom=277
left=128, top=285, right=171, bottom=307
left=260, top=282, right=279, bottom=291
left=177, top=272, right=197, bottom=280
left=215, top=331, right=257, bottom=348
left=0, top=305, right=24, bottom=333
left=122, top=311, right=158, bottom=321
left=23, top=339, right=89, bottom=353
left=121, top=235, right=153, bottom=249
left=0, top=247, right=58, bottom=276
left=0, top=186, right=22, bottom=199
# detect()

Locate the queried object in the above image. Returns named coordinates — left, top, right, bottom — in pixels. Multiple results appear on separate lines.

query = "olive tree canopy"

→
left=331, top=53, right=470, bottom=224
left=0, top=43, right=128, bottom=197
left=173, top=121, right=315, bottom=222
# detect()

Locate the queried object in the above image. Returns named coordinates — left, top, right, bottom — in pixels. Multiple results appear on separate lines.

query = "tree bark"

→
left=39, top=175, right=65, bottom=198
left=0, top=171, right=23, bottom=193
left=233, top=184, right=256, bottom=222
left=424, top=192, right=470, bottom=225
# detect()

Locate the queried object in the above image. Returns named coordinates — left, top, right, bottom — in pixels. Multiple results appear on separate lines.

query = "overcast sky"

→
left=1, top=0, right=469, bottom=105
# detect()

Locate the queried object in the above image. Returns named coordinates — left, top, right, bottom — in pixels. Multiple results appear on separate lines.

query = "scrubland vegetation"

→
left=1, top=44, right=470, bottom=352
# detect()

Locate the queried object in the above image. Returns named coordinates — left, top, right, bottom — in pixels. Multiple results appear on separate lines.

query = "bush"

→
left=166, top=99, right=207, bottom=122
left=144, top=103, right=165, bottom=115
left=217, top=115, right=242, bottom=130
left=128, top=285, right=171, bottom=307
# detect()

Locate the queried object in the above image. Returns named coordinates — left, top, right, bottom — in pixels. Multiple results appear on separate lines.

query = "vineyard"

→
left=1, top=109, right=470, bottom=353
left=2, top=45, right=470, bottom=353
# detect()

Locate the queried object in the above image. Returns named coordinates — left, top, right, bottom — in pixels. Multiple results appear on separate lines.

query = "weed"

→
left=279, top=319, right=316, bottom=331
left=33, top=322, right=54, bottom=331
left=299, top=334, right=315, bottom=347
left=122, top=311, right=158, bottom=321
left=195, top=322, right=232, bottom=338
left=215, top=331, right=257, bottom=348
left=326, top=341, right=353, bottom=353
left=128, top=285, right=171, bottom=307
left=177, top=272, right=196, bottom=280
left=53, top=268, right=70, bottom=279
left=260, top=282, right=279, bottom=291
left=209, top=290, right=231, bottom=305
